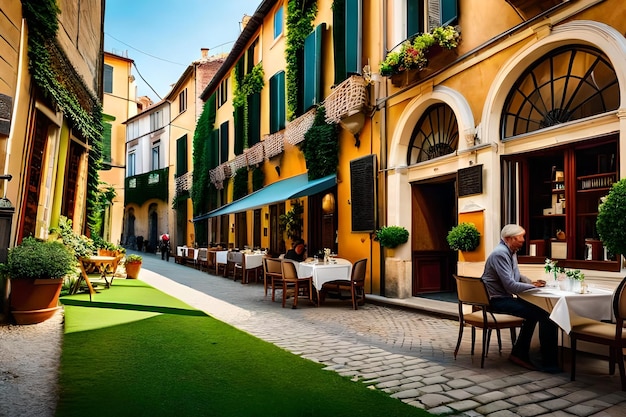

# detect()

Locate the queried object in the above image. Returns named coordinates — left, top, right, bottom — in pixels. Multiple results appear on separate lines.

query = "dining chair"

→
left=196, top=248, right=209, bottom=271
left=280, top=260, right=313, bottom=309
left=263, top=257, right=283, bottom=299
left=569, top=276, right=626, bottom=391
left=226, top=251, right=242, bottom=279
left=319, top=259, right=367, bottom=309
left=453, top=274, right=525, bottom=368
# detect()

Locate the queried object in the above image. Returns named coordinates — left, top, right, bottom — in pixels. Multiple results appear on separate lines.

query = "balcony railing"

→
left=125, top=167, right=169, bottom=206
left=208, top=75, right=369, bottom=189
left=175, top=171, right=192, bottom=195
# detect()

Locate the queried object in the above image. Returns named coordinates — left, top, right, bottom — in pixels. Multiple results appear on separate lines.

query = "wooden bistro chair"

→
left=263, top=257, right=283, bottom=299
left=280, top=260, right=313, bottom=309
left=320, top=258, right=368, bottom=309
left=226, top=251, right=242, bottom=279
left=453, top=274, right=525, bottom=368
left=196, top=248, right=208, bottom=271
left=569, top=276, right=626, bottom=391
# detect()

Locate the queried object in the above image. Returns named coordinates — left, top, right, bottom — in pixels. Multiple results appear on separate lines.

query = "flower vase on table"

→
left=323, top=248, right=331, bottom=263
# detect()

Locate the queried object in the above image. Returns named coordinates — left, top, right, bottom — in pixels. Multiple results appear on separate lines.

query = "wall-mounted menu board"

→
left=458, top=164, right=483, bottom=197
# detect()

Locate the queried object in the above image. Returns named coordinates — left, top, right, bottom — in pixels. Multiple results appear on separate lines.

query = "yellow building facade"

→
left=193, top=0, right=626, bottom=305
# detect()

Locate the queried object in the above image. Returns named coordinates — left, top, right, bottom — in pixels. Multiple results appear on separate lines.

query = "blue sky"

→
left=104, top=0, right=261, bottom=100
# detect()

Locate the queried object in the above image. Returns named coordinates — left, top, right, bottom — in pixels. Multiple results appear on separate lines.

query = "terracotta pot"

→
left=10, top=278, right=63, bottom=325
left=125, top=261, right=142, bottom=279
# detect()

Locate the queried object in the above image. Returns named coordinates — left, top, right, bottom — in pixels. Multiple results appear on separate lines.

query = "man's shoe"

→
left=509, top=354, right=538, bottom=371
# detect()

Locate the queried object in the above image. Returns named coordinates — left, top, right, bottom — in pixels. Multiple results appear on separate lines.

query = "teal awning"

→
left=193, top=173, right=336, bottom=221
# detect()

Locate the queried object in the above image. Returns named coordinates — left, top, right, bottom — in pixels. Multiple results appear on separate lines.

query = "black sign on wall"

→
left=350, top=154, right=377, bottom=232
left=458, top=164, right=483, bottom=197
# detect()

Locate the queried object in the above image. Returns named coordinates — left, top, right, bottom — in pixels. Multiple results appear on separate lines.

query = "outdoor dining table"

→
left=240, top=252, right=264, bottom=283
left=73, top=255, right=119, bottom=301
left=518, top=286, right=614, bottom=334
left=298, top=258, right=352, bottom=303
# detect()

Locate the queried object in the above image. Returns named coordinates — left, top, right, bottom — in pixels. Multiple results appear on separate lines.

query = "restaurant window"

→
left=503, top=137, right=619, bottom=272
left=501, top=45, right=619, bottom=140
left=406, top=103, right=458, bottom=165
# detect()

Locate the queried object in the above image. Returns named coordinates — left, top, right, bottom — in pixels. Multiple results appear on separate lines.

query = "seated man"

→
left=481, top=224, right=560, bottom=373
left=284, top=239, right=306, bottom=262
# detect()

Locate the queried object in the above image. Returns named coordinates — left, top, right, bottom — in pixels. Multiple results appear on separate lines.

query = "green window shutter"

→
left=103, top=64, right=113, bottom=94
left=210, top=129, right=219, bottom=169
left=270, top=71, right=285, bottom=133
left=303, top=23, right=325, bottom=111
left=248, top=91, right=261, bottom=147
left=441, top=0, right=458, bottom=26
left=220, top=121, right=229, bottom=164
left=333, top=0, right=347, bottom=84
left=344, top=0, right=360, bottom=76
left=176, top=134, right=187, bottom=176
left=407, top=0, right=423, bottom=37
left=234, top=106, right=244, bottom=155
left=101, top=121, right=112, bottom=169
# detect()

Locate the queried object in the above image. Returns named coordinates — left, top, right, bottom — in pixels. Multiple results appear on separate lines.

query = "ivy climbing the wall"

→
left=285, top=0, right=318, bottom=121
left=301, top=106, right=339, bottom=180
left=22, top=0, right=104, bottom=235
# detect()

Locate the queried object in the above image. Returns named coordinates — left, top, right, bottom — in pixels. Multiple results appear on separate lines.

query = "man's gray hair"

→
left=501, top=224, right=525, bottom=238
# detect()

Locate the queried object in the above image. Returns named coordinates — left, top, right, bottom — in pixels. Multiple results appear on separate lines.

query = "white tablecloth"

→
left=298, top=258, right=352, bottom=289
left=215, top=250, right=228, bottom=265
left=519, top=287, right=614, bottom=333
left=243, top=253, right=264, bottom=270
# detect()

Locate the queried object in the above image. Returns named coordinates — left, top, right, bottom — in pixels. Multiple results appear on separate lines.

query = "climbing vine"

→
left=301, top=106, right=339, bottom=180
left=22, top=0, right=104, bottom=234
left=233, top=62, right=264, bottom=149
left=285, top=0, right=317, bottom=121
left=192, top=94, right=217, bottom=216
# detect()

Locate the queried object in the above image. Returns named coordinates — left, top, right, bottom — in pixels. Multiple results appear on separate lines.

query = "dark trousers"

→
left=490, top=296, right=559, bottom=367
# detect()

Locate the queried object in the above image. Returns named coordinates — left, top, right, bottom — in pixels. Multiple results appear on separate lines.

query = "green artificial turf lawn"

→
left=57, top=279, right=432, bottom=417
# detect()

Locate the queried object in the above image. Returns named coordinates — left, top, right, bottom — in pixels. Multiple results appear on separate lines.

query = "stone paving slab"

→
left=138, top=253, right=626, bottom=416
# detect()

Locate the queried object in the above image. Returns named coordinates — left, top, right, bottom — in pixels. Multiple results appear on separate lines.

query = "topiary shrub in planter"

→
left=447, top=222, right=481, bottom=252
left=596, top=178, right=626, bottom=259
left=2, top=237, right=76, bottom=324
left=374, top=226, right=410, bottom=248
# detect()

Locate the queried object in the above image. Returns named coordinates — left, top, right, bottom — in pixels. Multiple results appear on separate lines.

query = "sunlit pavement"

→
left=136, top=251, right=626, bottom=416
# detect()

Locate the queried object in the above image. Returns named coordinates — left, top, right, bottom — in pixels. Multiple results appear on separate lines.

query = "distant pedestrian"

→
left=160, top=233, right=170, bottom=261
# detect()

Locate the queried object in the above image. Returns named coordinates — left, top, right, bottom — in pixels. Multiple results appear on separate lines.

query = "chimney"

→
left=201, top=48, right=209, bottom=59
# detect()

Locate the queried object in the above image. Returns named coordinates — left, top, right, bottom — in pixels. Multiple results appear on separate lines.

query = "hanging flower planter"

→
left=380, top=26, right=461, bottom=87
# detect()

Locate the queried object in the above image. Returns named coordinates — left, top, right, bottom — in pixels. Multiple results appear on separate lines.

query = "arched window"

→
left=407, top=103, right=459, bottom=165
left=501, top=45, right=619, bottom=139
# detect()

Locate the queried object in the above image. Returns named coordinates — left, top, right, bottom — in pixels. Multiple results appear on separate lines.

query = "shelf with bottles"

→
left=578, top=172, right=616, bottom=191
left=551, top=180, right=565, bottom=193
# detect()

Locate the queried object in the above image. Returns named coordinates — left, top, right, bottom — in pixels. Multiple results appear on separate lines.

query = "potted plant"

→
left=1, top=237, right=76, bottom=324
left=596, top=179, right=626, bottom=260
left=124, top=254, right=143, bottom=279
left=374, top=226, right=410, bottom=249
left=447, top=222, right=481, bottom=252
left=379, top=25, right=460, bottom=86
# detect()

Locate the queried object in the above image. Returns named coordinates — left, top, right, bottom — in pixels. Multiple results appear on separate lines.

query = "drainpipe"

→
left=379, top=0, right=389, bottom=296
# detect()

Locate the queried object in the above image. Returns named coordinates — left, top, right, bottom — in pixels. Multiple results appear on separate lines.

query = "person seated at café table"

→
left=284, top=238, right=306, bottom=262
left=481, top=224, right=561, bottom=373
